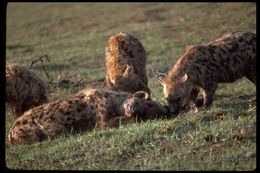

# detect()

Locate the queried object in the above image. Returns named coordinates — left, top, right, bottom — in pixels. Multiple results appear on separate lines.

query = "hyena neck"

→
left=169, top=48, right=197, bottom=80
left=169, top=70, right=186, bottom=82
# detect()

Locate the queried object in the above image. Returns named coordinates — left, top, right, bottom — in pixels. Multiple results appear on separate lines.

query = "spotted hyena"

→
left=8, top=88, right=166, bottom=144
left=6, top=64, right=48, bottom=118
left=105, top=32, right=150, bottom=94
left=157, top=31, right=256, bottom=113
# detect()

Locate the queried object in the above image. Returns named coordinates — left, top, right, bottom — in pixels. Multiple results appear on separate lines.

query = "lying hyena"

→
left=6, top=64, right=48, bottom=118
left=8, top=88, right=167, bottom=145
left=157, top=31, right=256, bottom=113
left=105, top=32, right=150, bottom=94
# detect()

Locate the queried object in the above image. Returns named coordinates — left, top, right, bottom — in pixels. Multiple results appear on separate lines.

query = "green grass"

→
left=6, top=2, right=256, bottom=170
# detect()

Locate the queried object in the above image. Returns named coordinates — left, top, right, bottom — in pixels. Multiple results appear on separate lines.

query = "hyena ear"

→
left=133, top=91, right=150, bottom=100
left=123, top=65, right=134, bottom=77
left=156, top=73, right=167, bottom=85
left=186, top=44, right=195, bottom=50
left=180, top=73, right=188, bottom=83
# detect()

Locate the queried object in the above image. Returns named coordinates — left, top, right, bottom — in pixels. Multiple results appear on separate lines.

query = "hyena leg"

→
left=202, top=84, right=218, bottom=108
left=189, top=87, right=200, bottom=105
left=245, top=69, right=256, bottom=85
left=138, top=78, right=150, bottom=94
left=185, top=87, right=200, bottom=112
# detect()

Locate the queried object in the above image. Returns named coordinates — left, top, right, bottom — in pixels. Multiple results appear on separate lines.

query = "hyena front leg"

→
left=201, top=83, right=218, bottom=108
left=189, top=87, right=200, bottom=105
left=137, top=78, right=150, bottom=94
left=187, top=87, right=200, bottom=112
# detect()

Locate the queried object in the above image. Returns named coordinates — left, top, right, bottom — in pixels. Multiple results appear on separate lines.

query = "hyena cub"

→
left=6, top=64, right=48, bottom=118
left=105, top=32, right=150, bottom=94
left=8, top=88, right=166, bottom=145
left=157, top=31, right=256, bottom=113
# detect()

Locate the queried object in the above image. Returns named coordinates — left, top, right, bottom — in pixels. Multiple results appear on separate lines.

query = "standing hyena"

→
left=157, top=31, right=256, bottom=113
left=105, top=32, right=150, bottom=94
left=6, top=64, right=48, bottom=118
left=8, top=88, right=167, bottom=145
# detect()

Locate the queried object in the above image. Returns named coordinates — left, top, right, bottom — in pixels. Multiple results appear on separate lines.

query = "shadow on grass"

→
left=215, top=93, right=255, bottom=100
left=6, top=44, right=31, bottom=50
left=215, top=96, right=254, bottom=109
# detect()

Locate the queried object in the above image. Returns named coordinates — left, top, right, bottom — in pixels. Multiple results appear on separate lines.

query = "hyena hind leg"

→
left=245, top=71, right=256, bottom=85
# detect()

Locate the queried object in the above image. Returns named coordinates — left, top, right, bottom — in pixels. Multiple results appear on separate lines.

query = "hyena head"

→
left=123, top=91, right=150, bottom=117
left=157, top=73, right=191, bottom=113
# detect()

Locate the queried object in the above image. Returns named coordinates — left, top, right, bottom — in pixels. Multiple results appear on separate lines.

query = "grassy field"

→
left=5, top=3, right=256, bottom=170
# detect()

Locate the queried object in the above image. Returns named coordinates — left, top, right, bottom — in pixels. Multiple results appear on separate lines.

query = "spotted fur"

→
left=6, top=64, right=48, bottom=118
left=105, top=32, right=150, bottom=94
left=8, top=88, right=166, bottom=145
left=157, top=31, right=256, bottom=113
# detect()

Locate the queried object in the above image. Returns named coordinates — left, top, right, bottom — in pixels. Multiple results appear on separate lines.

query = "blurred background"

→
left=6, top=3, right=256, bottom=85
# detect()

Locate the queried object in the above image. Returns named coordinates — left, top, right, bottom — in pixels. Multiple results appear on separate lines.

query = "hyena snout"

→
left=127, top=102, right=143, bottom=116
left=167, top=97, right=181, bottom=114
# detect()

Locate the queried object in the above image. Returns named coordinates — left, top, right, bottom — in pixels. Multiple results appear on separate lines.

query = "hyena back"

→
left=157, top=31, right=256, bottom=113
left=105, top=32, right=150, bottom=94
